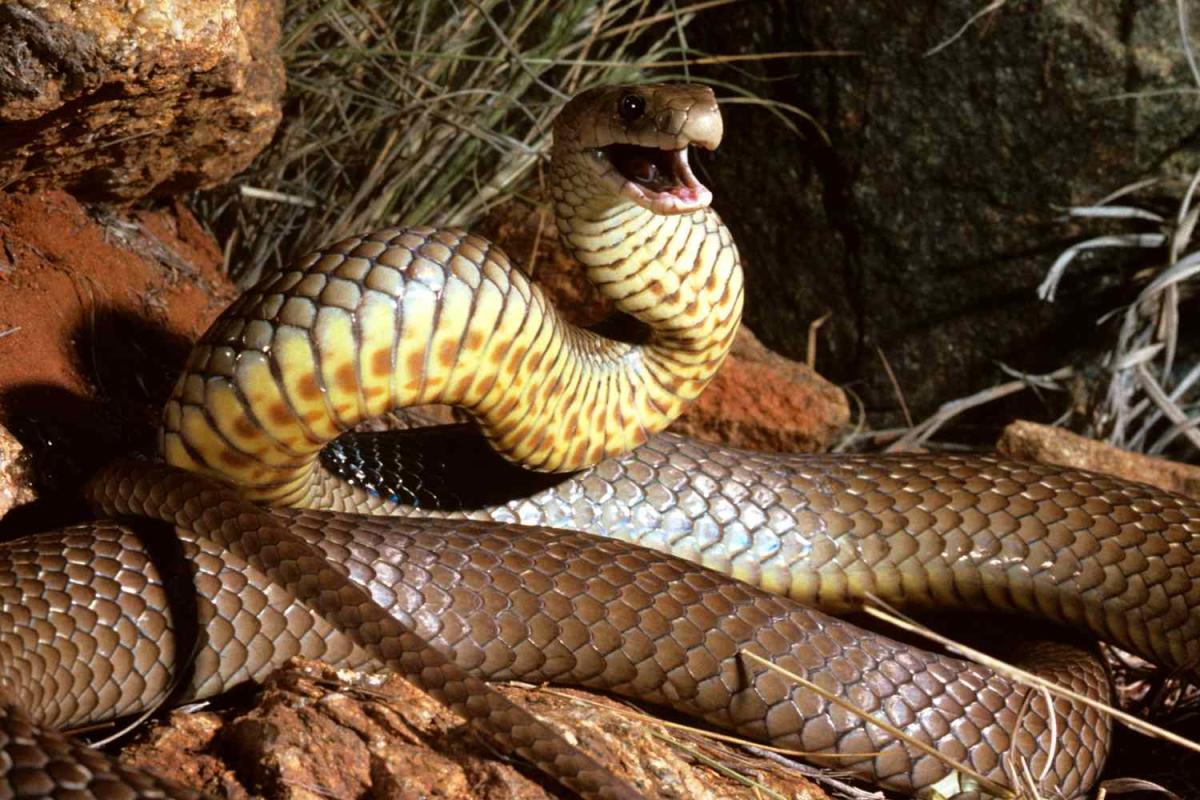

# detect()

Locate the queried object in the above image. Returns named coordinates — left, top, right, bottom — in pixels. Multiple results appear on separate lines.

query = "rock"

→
left=998, top=419, right=1200, bottom=499
left=479, top=202, right=849, bottom=452
left=0, top=1, right=283, bottom=202
left=118, top=712, right=248, bottom=799
left=0, top=191, right=234, bottom=502
left=686, top=3, right=1200, bottom=426
left=120, top=659, right=826, bottom=800
left=0, top=421, right=35, bottom=519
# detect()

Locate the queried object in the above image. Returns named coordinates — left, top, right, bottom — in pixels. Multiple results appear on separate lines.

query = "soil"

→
left=0, top=190, right=233, bottom=529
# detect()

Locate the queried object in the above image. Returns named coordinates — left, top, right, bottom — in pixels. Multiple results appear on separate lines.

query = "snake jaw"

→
left=554, top=83, right=722, bottom=216
left=601, top=143, right=713, bottom=215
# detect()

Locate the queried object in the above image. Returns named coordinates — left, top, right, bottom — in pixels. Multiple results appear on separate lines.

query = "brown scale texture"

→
left=322, top=430, right=1200, bottom=682
left=87, top=461, right=640, bottom=800
left=0, top=698, right=200, bottom=799
left=0, top=461, right=1114, bottom=799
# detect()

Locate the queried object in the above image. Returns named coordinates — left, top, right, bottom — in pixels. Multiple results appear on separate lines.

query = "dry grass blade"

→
left=1037, top=233, right=1166, bottom=302
left=198, top=0, right=690, bottom=285
left=885, top=367, right=1072, bottom=452
left=195, top=1, right=822, bottom=289
left=1030, top=7, right=1200, bottom=457
left=535, top=686, right=876, bottom=760
left=238, top=186, right=317, bottom=207
left=595, top=0, right=735, bottom=41
left=924, top=0, right=1008, bottom=57
left=530, top=687, right=886, bottom=797
left=875, top=345, right=912, bottom=429
left=1179, top=0, right=1200, bottom=89
left=648, top=731, right=789, bottom=800
left=739, top=650, right=1013, bottom=799
left=741, top=746, right=886, bottom=800
left=1135, top=363, right=1200, bottom=450
left=806, top=310, right=830, bottom=369
left=1097, top=777, right=1182, bottom=799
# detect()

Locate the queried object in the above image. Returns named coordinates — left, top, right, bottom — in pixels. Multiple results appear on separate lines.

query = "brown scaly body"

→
left=0, top=460, right=1106, bottom=800
left=321, top=429, right=1200, bottom=679
left=0, top=84, right=1196, bottom=799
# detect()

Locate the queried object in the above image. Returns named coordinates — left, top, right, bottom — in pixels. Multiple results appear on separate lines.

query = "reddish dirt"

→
left=0, top=190, right=233, bottom=516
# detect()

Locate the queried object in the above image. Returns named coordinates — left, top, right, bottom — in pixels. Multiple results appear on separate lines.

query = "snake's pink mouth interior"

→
left=602, top=144, right=712, bottom=212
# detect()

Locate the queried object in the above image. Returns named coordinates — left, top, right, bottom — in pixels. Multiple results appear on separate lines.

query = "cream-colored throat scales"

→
left=161, top=204, right=741, bottom=505
left=162, top=82, right=742, bottom=505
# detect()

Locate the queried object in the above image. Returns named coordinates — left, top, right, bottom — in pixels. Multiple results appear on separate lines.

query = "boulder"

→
left=998, top=419, right=1200, bottom=498
left=118, top=659, right=826, bottom=800
left=0, top=0, right=283, bottom=202
left=688, top=2, right=1200, bottom=426
left=0, top=421, right=35, bottom=519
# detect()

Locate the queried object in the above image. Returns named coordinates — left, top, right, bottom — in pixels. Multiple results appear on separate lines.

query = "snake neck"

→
left=551, top=153, right=743, bottom=343
left=552, top=154, right=742, bottom=382
left=161, top=180, right=741, bottom=504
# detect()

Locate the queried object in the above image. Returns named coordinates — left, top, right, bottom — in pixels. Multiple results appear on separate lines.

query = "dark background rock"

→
left=690, top=0, right=1200, bottom=429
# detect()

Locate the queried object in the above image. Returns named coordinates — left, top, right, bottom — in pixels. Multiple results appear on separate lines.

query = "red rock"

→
left=118, top=712, right=248, bottom=799
left=0, top=421, right=34, bottom=519
left=672, top=327, right=849, bottom=454
left=121, top=659, right=825, bottom=800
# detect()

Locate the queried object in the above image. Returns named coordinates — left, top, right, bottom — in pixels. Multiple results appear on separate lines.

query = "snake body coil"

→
left=6, top=462, right=1109, bottom=800
left=163, top=84, right=740, bottom=503
left=0, top=84, right=1197, bottom=799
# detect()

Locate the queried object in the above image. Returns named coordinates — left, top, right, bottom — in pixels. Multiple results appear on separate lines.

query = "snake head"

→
left=553, top=83, right=723, bottom=215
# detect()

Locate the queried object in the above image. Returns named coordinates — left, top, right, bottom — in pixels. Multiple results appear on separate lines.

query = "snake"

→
left=1, top=83, right=1197, bottom=800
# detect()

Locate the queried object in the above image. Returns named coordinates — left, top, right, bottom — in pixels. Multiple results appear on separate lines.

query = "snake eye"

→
left=618, top=92, right=645, bottom=122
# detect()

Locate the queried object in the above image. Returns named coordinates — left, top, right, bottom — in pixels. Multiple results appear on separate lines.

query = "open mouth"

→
left=601, top=143, right=712, bottom=212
